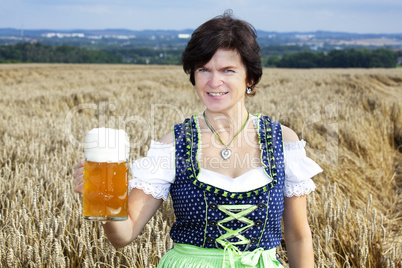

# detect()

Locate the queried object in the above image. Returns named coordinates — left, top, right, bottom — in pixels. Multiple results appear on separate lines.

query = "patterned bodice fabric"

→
left=169, top=115, right=285, bottom=251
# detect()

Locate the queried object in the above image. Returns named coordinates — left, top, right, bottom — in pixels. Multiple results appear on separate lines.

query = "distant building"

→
left=122, top=57, right=133, bottom=63
left=88, top=35, right=102, bottom=40
left=41, top=33, right=85, bottom=38
left=398, top=57, right=402, bottom=66
left=178, top=34, right=191, bottom=39
left=295, top=34, right=315, bottom=40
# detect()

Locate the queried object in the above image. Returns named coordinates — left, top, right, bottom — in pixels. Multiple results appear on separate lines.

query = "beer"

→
left=83, top=161, right=128, bottom=220
left=83, top=128, right=130, bottom=221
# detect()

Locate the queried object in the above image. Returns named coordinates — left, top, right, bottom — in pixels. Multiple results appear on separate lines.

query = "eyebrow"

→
left=221, top=65, right=237, bottom=70
left=197, top=64, right=239, bottom=70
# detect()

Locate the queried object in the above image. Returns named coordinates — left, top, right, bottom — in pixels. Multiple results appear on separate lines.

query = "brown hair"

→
left=182, top=10, right=262, bottom=96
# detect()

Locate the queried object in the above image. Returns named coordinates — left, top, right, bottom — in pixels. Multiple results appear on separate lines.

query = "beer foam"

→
left=84, top=128, right=130, bottom=163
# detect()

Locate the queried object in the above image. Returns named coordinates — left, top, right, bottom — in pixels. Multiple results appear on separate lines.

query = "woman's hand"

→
left=73, top=159, right=85, bottom=194
left=71, top=158, right=164, bottom=248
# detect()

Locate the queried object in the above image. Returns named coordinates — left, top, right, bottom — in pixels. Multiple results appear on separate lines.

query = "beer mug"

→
left=83, top=128, right=130, bottom=221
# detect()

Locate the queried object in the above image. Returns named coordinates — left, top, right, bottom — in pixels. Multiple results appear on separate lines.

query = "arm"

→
left=283, top=195, right=314, bottom=268
left=281, top=125, right=314, bottom=267
left=102, top=189, right=163, bottom=248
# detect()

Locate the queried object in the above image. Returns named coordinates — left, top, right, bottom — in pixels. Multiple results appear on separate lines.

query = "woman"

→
left=73, top=11, right=322, bottom=267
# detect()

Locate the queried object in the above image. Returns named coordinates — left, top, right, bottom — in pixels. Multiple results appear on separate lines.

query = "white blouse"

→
left=129, top=138, right=323, bottom=201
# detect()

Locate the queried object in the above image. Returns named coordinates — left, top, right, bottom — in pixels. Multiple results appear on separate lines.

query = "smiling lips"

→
left=208, top=92, right=228, bottom=97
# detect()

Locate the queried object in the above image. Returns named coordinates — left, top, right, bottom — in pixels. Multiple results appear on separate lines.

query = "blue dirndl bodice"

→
left=169, top=114, right=285, bottom=252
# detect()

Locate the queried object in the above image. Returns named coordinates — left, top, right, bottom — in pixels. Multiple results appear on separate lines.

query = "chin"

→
left=205, top=105, right=230, bottom=114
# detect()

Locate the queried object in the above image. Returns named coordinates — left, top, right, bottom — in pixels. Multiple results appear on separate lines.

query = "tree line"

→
left=0, top=42, right=400, bottom=68
left=0, top=43, right=121, bottom=63
left=264, top=48, right=399, bottom=68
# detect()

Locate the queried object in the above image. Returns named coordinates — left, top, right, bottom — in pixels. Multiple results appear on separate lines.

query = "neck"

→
left=203, top=102, right=248, bottom=133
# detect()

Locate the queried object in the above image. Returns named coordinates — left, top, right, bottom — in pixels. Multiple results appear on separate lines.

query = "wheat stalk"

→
left=0, top=65, right=400, bottom=267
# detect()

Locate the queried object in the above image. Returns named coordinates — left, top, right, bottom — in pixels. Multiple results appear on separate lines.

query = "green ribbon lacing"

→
left=216, top=205, right=257, bottom=249
left=215, top=204, right=281, bottom=267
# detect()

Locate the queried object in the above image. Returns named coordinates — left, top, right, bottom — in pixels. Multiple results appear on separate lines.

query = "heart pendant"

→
left=221, top=149, right=232, bottom=160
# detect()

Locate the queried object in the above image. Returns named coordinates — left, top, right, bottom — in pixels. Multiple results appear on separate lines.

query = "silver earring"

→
left=246, top=87, right=252, bottom=94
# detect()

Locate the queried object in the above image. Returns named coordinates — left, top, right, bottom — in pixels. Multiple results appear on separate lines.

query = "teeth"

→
left=209, top=92, right=227, bottom=97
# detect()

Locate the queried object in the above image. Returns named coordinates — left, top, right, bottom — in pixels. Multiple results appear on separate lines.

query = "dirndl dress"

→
left=129, top=114, right=322, bottom=268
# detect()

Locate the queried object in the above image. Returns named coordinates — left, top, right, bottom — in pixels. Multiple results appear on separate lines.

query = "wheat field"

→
left=0, top=64, right=401, bottom=267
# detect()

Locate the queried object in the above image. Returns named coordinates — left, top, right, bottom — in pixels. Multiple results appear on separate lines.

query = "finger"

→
left=74, top=159, right=85, bottom=170
left=73, top=174, right=83, bottom=186
left=75, top=183, right=84, bottom=195
left=73, top=166, right=84, bottom=179
left=73, top=174, right=84, bottom=195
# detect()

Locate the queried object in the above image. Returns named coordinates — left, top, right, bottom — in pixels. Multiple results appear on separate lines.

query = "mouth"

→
left=207, top=92, right=228, bottom=97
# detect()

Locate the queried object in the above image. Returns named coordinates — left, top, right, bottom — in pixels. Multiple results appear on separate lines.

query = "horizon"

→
left=2, top=27, right=402, bottom=36
left=1, top=1, right=402, bottom=35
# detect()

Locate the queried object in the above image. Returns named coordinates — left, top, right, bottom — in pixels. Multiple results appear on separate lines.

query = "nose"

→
left=207, top=72, right=223, bottom=88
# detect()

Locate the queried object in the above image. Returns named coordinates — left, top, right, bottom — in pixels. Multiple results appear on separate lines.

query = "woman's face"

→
left=194, top=49, right=250, bottom=114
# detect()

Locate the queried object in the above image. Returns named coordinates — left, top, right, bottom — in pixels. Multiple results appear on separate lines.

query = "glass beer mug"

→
left=83, top=128, right=130, bottom=221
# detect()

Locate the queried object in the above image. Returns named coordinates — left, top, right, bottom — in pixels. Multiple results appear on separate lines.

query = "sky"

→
left=0, top=0, right=401, bottom=34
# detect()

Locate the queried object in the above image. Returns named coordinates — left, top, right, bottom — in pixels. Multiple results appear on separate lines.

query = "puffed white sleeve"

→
left=283, top=140, right=323, bottom=197
left=129, top=140, right=175, bottom=201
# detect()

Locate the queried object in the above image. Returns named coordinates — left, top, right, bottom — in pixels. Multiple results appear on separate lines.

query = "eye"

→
left=197, top=68, right=208, bottom=73
left=224, top=69, right=235, bottom=73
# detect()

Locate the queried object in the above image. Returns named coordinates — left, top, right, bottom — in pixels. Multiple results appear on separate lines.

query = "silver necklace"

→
left=203, top=111, right=249, bottom=160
